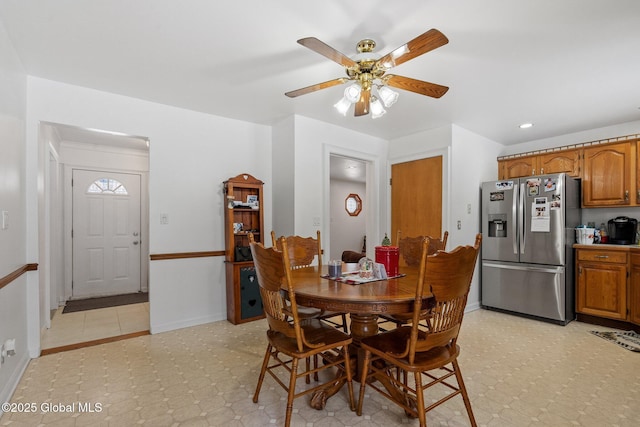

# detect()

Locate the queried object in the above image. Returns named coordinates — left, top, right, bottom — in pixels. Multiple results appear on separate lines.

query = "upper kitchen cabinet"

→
left=497, top=135, right=640, bottom=207
left=537, top=148, right=581, bottom=177
left=498, top=149, right=581, bottom=179
left=498, top=156, right=536, bottom=179
left=582, top=142, right=635, bottom=207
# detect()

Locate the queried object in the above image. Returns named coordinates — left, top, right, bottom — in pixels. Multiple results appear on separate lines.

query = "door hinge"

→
left=389, top=178, right=392, bottom=185
left=71, top=229, right=73, bottom=238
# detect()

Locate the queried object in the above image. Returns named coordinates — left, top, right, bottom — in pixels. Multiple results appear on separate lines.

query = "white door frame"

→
left=323, top=144, right=382, bottom=259
left=387, top=147, right=451, bottom=240
left=63, top=165, right=149, bottom=301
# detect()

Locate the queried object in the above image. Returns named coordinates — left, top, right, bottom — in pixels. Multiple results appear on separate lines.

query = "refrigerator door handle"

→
left=482, top=262, right=564, bottom=274
left=519, top=182, right=526, bottom=254
left=513, top=183, right=518, bottom=254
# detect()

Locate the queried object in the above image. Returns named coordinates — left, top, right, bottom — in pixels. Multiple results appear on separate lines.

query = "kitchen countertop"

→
left=573, top=243, right=640, bottom=251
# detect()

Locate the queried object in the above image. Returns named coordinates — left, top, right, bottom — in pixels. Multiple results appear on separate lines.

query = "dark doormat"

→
left=63, top=292, right=148, bottom=314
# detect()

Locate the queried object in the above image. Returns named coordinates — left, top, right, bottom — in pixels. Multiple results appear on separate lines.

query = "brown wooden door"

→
left=391, top=156, right=442, bottom=245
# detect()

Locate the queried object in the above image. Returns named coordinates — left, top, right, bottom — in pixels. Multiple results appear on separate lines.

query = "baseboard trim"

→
left=150, top=313, right=226, bottom=334
left=40, top=330, right=150, bottom=355
left=0, top=353, right=30, bottom=412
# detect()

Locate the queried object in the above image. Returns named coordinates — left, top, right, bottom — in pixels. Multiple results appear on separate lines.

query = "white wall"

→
left=0, top=16, right=30, bottom=406
left=291, top=116, right=388, bottom=257
left=388, top=124, right=503, bottom=310
left=500, top=119, right=640, bottom=156
left=450, top=125, right=504, bottom=309
left=329, top=179, right=366, bottom=260
left=502, top=119, right=640, bottom=235
left=388, top=124, right=453, bottom=240
left=26, top=77, right=272, bottom=335
left=271, top=116, right=295, bottom=238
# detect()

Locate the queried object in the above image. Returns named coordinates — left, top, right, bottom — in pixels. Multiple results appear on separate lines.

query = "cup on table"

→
left=328, top=260, right=342, bottom=278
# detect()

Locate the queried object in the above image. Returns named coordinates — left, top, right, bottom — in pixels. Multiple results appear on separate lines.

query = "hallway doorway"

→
left=329, top=155, right=367, bottom=260
left=40, top=122, right=150, bottom=351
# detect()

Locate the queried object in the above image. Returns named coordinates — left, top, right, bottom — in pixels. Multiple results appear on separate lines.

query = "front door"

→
left=72, top=169, right=141, bottom=298
left=391, top=156, right=443, bottom=244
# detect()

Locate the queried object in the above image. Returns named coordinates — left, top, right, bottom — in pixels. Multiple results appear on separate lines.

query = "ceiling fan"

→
left=285, top=29, right=449, bottom=118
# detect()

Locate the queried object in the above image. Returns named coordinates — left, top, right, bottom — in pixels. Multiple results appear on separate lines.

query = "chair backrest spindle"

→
left=271, top=230, right=322, bottom=269
left=406, top=234, right=481, bottom=364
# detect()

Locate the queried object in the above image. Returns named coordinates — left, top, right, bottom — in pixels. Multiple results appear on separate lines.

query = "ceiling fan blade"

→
left=385, top=74, right=449, bottom=98
left=354, top=88, right=370, bottom=116
left=375, top=29, right=449, bottom=71
left=285, top=78, right=348, bottom=98
left=297, top=37, right=358, bottom=68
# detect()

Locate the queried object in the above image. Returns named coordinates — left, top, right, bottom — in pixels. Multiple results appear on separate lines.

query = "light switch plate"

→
left=1, top=211, right=8, bottom=230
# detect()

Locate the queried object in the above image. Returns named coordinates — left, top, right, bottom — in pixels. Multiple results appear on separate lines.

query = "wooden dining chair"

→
left=271, top=230, right=349, bottom=333
left=378, top=231, right=450, bottom=330
left=396, top=230, right=449, bottom=266
left=356, top=234, right=481, bottom=427
left=250, top=238, right=355, bottom=427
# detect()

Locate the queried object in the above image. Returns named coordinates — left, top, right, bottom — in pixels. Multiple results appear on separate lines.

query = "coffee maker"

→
left=607, top=216, right=638, bottom=245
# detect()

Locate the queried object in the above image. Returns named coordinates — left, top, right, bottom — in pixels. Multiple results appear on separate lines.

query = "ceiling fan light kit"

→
left=286, top=29, right=449, bottom=118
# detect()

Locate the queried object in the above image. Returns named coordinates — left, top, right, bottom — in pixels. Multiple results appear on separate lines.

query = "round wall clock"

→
left=345, top=193, right=362, bottom=216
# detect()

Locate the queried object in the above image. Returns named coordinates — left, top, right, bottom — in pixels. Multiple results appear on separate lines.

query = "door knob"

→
left=133, top=241, right=139, bottom=245
left=133, top=232, right=139, bottom=236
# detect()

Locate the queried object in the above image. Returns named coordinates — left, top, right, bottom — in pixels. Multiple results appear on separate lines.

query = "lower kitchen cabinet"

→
left=576, top=249, right=627, bottom=320
left=631, top=254, right=640, bottom=324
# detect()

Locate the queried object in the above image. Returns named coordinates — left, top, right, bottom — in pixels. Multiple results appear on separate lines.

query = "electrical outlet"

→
left=457, top=220, right=462, bottom=230
left=1, top=210, right=8, bottom=230
left=312, top=217, right=321, bottom=227
left=0, top=338, right=15, bottom=364
left=160, top=213, right=168, bottom=225
left=467, top=204, right=471, bottom=214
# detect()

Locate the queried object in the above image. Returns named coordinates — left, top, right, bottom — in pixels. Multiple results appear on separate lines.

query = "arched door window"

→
left=87, top=178, right=129, bottom=195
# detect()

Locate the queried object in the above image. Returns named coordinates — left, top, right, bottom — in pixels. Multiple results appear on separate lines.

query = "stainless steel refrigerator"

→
left=481, top=173, right=581, bottom=324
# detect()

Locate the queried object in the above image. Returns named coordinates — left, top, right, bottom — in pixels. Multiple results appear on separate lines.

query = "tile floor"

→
left=41, top=303, right=150, bottom=350
left=3, top=309, right=640, bottom=426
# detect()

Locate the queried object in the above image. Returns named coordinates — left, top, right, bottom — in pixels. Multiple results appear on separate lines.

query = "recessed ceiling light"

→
left=519, top=123, right=534, bottom=129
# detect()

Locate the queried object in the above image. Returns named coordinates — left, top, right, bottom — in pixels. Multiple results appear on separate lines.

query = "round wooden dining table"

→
left=288, top=265, right=434, bottom=409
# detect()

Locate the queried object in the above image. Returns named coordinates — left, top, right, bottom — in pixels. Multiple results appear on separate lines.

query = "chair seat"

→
left=360, top=326, right=459, bottom=372
left=296, top=305, right=323, bottom=318
left=297, top=306, right=344, bottom=323
left=267, top=319, right=352, bottom=358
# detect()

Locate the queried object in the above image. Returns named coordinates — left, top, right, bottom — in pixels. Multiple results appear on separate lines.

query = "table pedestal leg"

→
left=309, top=313, right=379, bottom=410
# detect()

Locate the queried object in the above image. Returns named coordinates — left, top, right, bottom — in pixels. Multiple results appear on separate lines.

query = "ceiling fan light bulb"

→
left=378, top=86, right=399, bottom=107
left=344, top=84, right=361, bottom=103
left=370, top=97, right=386, bottom=119
left=334, top=97, right=351, bottom=116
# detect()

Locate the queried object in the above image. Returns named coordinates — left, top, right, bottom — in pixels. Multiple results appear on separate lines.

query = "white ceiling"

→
left=2, top=0, right=640, bottom=146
